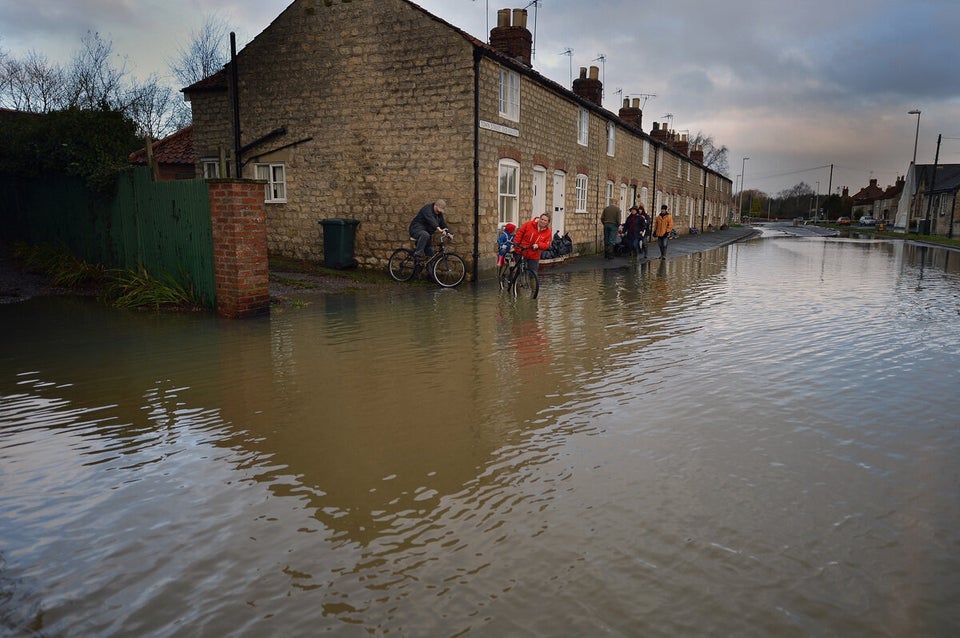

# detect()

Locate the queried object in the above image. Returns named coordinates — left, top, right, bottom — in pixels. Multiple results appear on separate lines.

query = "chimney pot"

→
left=513, top=8, right=527, bottom=29
left=490, top=7, right=533, bottom=66
left=589, top=65, right=599, bottom=80
left=631, top=98, right=640, bottom=109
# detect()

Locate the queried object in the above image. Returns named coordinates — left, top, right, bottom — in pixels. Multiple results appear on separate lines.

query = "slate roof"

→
left=915, top=163, right=960, bottom=194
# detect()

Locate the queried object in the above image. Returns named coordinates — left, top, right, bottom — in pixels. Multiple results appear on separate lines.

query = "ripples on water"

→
left=1, top=238, right=959, bottom=636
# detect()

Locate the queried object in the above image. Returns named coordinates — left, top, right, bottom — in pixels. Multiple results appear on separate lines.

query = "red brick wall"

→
left=209, top=180, right=269, bottom=318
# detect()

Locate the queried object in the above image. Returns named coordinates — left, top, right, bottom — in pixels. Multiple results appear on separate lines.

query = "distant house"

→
left=183, top=0, right=734, bottom=273
left=128, top=125, right=196, bottom=181
left=850, top=178, right=884, bottom=219
left=902, top=164, right=960, bottom=236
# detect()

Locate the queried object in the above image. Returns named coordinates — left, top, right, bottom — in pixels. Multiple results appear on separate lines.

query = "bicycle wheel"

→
left=431, top=253, right=466, bottom=287
left=388, top=248, right=416, bottom=282
left=497, top=262, right=511, bottom=290
left=513, top=267, right=539, bottom=299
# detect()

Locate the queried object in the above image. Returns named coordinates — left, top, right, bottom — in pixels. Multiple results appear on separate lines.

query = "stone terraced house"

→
left=183, top=0, right=734, bottom=278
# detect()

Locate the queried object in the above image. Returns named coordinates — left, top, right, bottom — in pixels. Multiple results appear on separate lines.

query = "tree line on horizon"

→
left=0, top=16, right=230, bottom=140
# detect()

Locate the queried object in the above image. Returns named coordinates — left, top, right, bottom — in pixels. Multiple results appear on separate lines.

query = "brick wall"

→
left=209, top=180, right=269, bottom=318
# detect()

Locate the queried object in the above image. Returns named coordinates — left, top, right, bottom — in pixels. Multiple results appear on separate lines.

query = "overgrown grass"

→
left=12, top=242, right=104, bottom=287
left=11, top=242, right=201, bottom=310
left=101, top=265, right=199, bottom=310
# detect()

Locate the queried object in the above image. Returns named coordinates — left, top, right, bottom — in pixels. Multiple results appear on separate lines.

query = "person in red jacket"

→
left=512, top=213, right=553, bottom=274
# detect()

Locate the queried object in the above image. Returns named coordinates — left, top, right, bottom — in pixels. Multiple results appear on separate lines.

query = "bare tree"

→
left=690, top=131, right=730, bottom=177
left=66, top=31, right=128, bottom=110
left=126, top=74, right=191, bottom=138
left=1, top=49, right=67, bottom=112
left=170, top=14, right=230, bottom=87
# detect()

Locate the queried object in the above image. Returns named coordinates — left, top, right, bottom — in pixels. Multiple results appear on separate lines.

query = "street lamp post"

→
left=908, top=110, right=921, bottom=230
left=739, top=157, right=749, bottom=218
left=908, top=110, right=921, bottom=165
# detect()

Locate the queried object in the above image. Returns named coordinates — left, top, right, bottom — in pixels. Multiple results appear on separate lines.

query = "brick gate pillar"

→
left=208, top=180, right=270, bottom=318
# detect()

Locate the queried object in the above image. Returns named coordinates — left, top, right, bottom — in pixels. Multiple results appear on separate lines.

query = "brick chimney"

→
left=672, top=133, right=689, bottom=156
left=618, top=97, right=642, bottom=128
left=690, top=145, right=704, bottom=164
left=572, top=66, right=602, bottom=107
left=490, top=8, right=532, bottom=66
left=650, top=121, right=669, bottom=142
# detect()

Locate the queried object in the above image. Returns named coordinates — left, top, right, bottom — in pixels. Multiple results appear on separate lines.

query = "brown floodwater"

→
left=2, top=237, right=958, bottom=636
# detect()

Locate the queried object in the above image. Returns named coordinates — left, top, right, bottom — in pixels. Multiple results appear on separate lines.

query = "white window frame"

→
left=643, top=140, right=650, bottom=166
left=641, top=186, right=649, bottom=208
left=498, top=159, right=520, bottom=226
left=499, top=67, right=520, bottom=122
left=657, top=150, right=663, bottom=172
left=576, top=174, right=589, bottom=213
left=577, top=108, right=589, bottom=146
left=605, top=180, right=615, bottom=206
left=687, top=163, right=691, bottom=182
left=607, top=122, right=615, bottom=156
left=677, top=158, right=683, bottom=178
left=201, top=159, right=221, bottom=179
left=255, top=163, right=286, bottom=203
left=619, top=184, right=628, bottom=220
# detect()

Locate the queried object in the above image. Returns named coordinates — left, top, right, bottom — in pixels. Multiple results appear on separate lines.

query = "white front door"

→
left=533, top=166, right=547, bottom=219
left=552, top=171, right=566, bottom=235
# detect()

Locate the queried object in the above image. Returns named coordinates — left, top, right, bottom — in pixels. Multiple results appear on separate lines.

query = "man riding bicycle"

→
left=409, top=200, right=450, bottom=259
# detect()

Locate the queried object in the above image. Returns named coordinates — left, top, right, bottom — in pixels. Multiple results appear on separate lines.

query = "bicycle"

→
left=388, top=230, right=466, bottom=288
left=499, top=245, right=539, bottom=299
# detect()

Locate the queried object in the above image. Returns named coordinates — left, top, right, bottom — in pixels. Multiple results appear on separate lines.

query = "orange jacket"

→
left=653, top=211, right=674, bottom=238
left=513, top=219, right=553, bottom=259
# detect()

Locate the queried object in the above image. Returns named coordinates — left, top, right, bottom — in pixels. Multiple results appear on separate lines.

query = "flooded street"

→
left=2, top=236, right=959, bottom=636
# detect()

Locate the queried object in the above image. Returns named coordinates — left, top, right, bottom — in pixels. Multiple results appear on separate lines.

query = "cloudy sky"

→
left=2, top=0, right=959, bottom=195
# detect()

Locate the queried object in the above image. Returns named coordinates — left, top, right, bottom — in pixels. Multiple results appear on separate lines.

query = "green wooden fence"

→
left=0, top=168, right=216, bottom=307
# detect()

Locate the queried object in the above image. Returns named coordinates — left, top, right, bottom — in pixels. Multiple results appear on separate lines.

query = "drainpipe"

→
left=230, top=33, right=242, bottom=179
left=700, top=173, right=707, bottom=232
left=651, top=144, right=659, bottom=215
left=473, top=48, right=482, bottom=282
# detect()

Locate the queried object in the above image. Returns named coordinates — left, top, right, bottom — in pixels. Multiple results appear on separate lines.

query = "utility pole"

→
left=923, top=133, right=942, bottom=234
left=827, top=164, right=833, bottom=219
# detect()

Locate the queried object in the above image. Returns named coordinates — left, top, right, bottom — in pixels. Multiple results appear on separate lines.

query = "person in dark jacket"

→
left=409, top=200, right=449, bottom=259
left=623, top=206, right=644, bottom=258
left=637, top=206, right=651, bottom=259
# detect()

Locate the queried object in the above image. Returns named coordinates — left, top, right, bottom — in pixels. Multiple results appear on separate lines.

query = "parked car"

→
left=859, top=216, right=876, bottom=226
left=837, top=217, right=852, bottom=225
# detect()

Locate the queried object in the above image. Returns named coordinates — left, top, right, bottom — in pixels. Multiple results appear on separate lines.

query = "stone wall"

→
left=190, top=0, right=476, bottom=268
left=187, top=0, right=734, bottom=277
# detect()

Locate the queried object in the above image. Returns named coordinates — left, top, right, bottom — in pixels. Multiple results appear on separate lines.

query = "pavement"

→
left=544, top=224, right=761, bottom=274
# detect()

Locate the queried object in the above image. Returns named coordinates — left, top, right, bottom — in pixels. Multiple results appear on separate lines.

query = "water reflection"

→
left=2, top=238, right=959, bottom=636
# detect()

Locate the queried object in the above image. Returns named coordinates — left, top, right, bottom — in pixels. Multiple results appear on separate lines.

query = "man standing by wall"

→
left=601, top=202, right=621, bottom=259
left=653, top=204, right=674, bottom=259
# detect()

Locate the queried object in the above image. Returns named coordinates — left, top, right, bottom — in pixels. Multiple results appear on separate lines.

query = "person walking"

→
left=601, top=202, right=621, bottom=259
left=653, top=204, right=674, bottom=259
left=637, top=205, right=651, bottom=260
left=622, top=206, right=643, bottom=259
